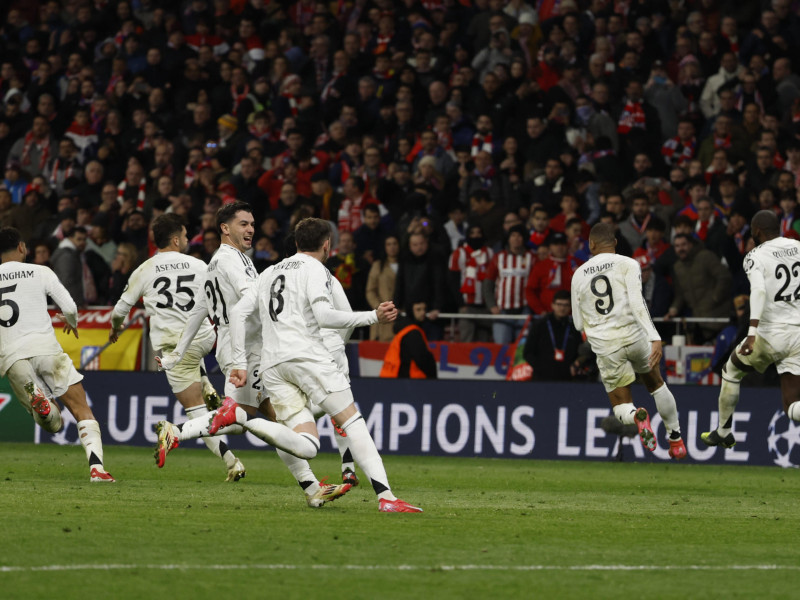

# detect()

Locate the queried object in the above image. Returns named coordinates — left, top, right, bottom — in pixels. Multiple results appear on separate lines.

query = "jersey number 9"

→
left=590, top=275, right=615, bottom=315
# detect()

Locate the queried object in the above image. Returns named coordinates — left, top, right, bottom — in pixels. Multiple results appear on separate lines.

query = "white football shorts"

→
left=735, top=326, right=800, bottom=375
left=7, top=352, right=83, bottom=405
left=261, top=357, right=350, bottom=424
left=596, top=337, right=652, bottom=393
left=223, top=353, right=262, bottom=409
left=162, top=333, right=215, bottom=395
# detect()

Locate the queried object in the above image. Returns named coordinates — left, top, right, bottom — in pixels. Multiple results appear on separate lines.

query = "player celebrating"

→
left=0, top=227, right=114, bottom=481
left=570, top=223, right=687, bottom=459
left=157, top=203, right=351, bottom=507
left=220, top=217, right=422, bottom=512
left=109, top=213, right=245, bottom=481
left=703, top=210, right=800, bottom=447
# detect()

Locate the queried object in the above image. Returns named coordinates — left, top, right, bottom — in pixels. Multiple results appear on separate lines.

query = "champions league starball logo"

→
left=767, top=411, right=800, bottom=468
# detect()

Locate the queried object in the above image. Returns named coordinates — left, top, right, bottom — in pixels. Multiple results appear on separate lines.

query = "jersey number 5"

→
left=774, top=263, right=800, bottom=302
left=590, top=275, right=615, bottom=315
left=0, top=284, right=20, bottom=327
left=269, top=275, right=286, bottom=321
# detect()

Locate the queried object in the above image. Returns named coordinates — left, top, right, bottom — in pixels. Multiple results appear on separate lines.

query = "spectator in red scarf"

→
left=448, top=224, right=494, bottom=342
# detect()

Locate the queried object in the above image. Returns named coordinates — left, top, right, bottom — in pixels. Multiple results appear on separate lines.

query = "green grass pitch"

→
left=1, top=443, right=799, bottom=599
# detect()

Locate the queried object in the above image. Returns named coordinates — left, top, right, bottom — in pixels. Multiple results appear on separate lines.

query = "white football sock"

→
left=788, top=401, right=800, bottom=422
left=243, top=418, right=319, bottom=459
left=652, top=383, right=681, bottom=438
left=275, top=448, right=319, bottom=496
left=77, top=420, right=104, bottom=468
left=341, top=412, right=395, bottom=501
left=717, top=379, right=741, bottom=437
left=613, top=403, right=637, bottom=425
left=186, top=405, right=237, bottom=469
left=178, top=410, right=244, bottom=441
left=334, top=428, right=355, bottom=474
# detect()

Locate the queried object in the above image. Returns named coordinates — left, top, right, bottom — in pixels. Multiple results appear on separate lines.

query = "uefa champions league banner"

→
left=21, top=373, right=800, bottom=468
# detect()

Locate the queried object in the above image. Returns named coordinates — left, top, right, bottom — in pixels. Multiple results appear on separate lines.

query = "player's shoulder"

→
left=0, top=262, right=54, bottom=281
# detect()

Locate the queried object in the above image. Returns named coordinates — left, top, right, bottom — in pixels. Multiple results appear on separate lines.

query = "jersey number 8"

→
left=269, top=275, right=286, bottom=321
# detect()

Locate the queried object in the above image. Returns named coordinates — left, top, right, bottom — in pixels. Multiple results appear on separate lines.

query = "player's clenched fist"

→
left=376, top=301, right=397, bottom=323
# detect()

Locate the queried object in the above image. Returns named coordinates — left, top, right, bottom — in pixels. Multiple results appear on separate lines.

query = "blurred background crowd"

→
left=0, top=0, right=798, bottom=350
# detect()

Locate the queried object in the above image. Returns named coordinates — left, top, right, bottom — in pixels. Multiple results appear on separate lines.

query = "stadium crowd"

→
left=1, top=0, right=799, bottom=348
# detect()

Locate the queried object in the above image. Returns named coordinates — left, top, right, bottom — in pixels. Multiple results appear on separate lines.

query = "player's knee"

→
left=722, top=356, right=747, bottom=382
left=297, top=433, right=320, bottom=460
left=787, top=402, right=800, bottom=422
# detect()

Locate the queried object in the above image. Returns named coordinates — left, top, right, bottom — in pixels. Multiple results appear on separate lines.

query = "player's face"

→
left=223, top=210, right=255, bottom=251
left=177, top=226, right=189, bottom=252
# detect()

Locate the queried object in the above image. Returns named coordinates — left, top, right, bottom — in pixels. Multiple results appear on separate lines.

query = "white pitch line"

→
left=1, top=564, right=799, bottom=573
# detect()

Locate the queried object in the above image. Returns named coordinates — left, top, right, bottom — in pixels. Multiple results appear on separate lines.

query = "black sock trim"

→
left=88, top=451, right=102, bottom=467
left=371, top=478, right=389, bottom=495
left=342, top=448, right=353, bottom=464
left=723, top=415, right=733, bottom=429
left=219, top=441, right=230, bottom=456
left=299, top=480, right=313, bottom=491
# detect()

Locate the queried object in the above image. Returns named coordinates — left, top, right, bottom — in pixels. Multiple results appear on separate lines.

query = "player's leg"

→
left=640, top=367, right=686, bottom=459
left=6, top=359, right=62, bottom=433
left=322, top=390, right=422, bottom=512
left=199, top=363, right=223, bottom=410
left=599, top=346, right=656, bottom=452
left=270, top=399, right=352, bottom=507
left=174, top=383, right=244, bottom=481
left=782, top=374, right=800, bottom=421
left=59, top=382, right=114, bottom=482
left=164, top=344, right=244, bottom=481
left=702, top=340, right=758, bottom=447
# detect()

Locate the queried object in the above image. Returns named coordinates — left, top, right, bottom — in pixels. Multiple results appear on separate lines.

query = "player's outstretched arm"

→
left=229, top=284, right=258, bottom=369
left=44, top=268, right=78, bottom=333
left=740, top=264, right=765, bottom=356
left=625, top=263, right=661, bottom=339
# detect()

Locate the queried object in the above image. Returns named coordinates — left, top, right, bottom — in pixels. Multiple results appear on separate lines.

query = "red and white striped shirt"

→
left=449, top=244, right=494, bottom=306
left=485, top=250, right=533, bottom=309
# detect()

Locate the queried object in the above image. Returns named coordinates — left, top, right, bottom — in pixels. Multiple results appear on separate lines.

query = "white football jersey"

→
left=571, top=252, right=660, bottom=356
left=205, top=244, right=260, bottom=370
left=0, top=262, right=77, bottom=376
left=232, top=253, right=376, bottom=371
left=112, top=252, right=215, bottom=352
left=744, top=237, right=800, bottom=331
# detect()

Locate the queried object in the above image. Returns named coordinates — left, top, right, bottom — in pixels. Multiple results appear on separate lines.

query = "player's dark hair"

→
left=294, top=217, right=332, bottom=252
left=216, top=201, right=253, bottom=235
left=589, top=222, right=616, bottom=246
left=152, top=213, right=185, bottom=249
left=751, top=209, right=780, bottom=236
left=0, top=227, right=22, bottom=255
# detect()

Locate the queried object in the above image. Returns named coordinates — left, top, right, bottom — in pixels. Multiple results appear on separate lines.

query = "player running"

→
left=109, top=213, right=245, bottom=481
left=0, top=227, right=114, bottom=481
left=570, top=223, right=687, bottom=459
left=220, top=217, right=422, bottom=512
left=156, top=203, right=351, bottom=507
left=703, top=210, right=800, bottom=447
